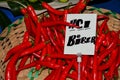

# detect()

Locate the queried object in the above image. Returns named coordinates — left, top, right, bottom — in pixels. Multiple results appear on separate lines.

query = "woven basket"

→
left=0, top=5, right=120, bottom=80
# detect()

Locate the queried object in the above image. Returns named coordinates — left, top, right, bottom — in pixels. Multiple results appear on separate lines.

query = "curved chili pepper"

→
left=41, top=21, right=79, bottom=28
left=27, top=5, right=38, bottom=24
left=98, top=47, right=118, bottom=70
left=18, top=56, right=29, bottom=68
left=67, top=73, right=77, bottom=80
left=67, top=0, right=89, bottom=13
left=46, top=27, right=62, bottom=53
left=98, top=19, right=109, bottom=35
left=60, top=60, right=75, bottom=80
left=5, top=52, right=19, bottom=80
left=20, top=41, right=48, bottom=57
left=92, top=53, right=98, bottom=80
left=4, top=41, right=32, bottom=62
left=44, top=70, right=56, bottom=80
left=35, top=47, right=47, bottom=70
left=23, top=31, right=29, bottom=43
left=5, top=42, right=32, bottom=80
left=41, top=2, right=65, bottom=15
left=95, top=33, right=105, bottom=52
left=98, top=32, right=118, bottom=65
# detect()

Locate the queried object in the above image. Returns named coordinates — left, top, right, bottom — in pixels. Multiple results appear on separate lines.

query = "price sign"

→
left=64, top=14, right=97, bottom=55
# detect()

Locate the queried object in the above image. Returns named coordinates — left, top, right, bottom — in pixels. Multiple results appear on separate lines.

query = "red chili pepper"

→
left=5, top=42, right=31, bottom=80
left=97, top=71, right=103, bottom=80
left=41, top=20, right=79, bottom=28
left=23, top=31, right=29, bottom=43
left=27, top=5, right=38, bottom=24
left=44, top=70, right=56, bottom=80
left=95, top=33, right=105, bottom=52
left=46, top=27, right=62, bottom=53
left=81, top=55, right=89, bottom=78
left=98, top=32, right=118, bottom=65
left=98, top=19, right=109, bottom=35
left=4, top=41, right=32, bottom=62
left=67, top=0, right=89, bottom=13
left=5, top=53, right=19, bottom=80
left=67, top=73, right=77, bottom=80
left=92, top=53, right=98, bottom=80
left=60, top=60, right=75, bottom=80
left=20, top=41, right=48, bottom=57
left=35, top=47, right=47, bottom=70
left=41, top=2, right=65, bottom=15
left=98, top=47, right=118, bottom=70
left=97, top=15, right=109, bottom=21
left=18, top=56, right=29, bottom=68
left=54, top=66, right=62, bottom=80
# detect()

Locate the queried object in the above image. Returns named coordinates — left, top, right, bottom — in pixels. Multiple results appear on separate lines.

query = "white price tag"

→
left=64, top=14, right=97, bottom=55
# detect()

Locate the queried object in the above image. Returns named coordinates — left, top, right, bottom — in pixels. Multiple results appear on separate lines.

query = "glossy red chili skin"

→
left=27, top=5, right=38, bottom=24
left=20, top=41, right=47, bottom=57
left=4, top=41, right=32, bottom=62
left=5, top=42, right=32, bottom=80
left=98, top=47, right=118, bottom=70
left=5, top=53, right=19, bottom=80
left=60, top=60, right=75, bottom=80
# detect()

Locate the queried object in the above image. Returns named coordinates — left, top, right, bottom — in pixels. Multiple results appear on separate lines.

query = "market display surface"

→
left=0, top=0, right=120, bottom=80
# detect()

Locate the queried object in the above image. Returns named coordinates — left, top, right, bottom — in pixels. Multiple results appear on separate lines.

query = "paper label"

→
left=64, top=14, right=97, bottom=55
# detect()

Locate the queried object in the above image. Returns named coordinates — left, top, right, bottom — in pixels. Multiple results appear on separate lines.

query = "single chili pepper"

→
left=23, top=31, right=29, bottom=43
left=97, top=15, right=109, bottom=21
left=97, top=71, right=103, bottom=80
left=34, top=22, right=42, bottom=45
left=81, top=55, right=89, bottom=79
left=67, top=73, right=77, bottom=80
left=54, top=66, right=62, bottom=80
left=37, top=61, right=61, bottom=69
left=46, top=27, right=62, bottom=53
left=41, top=2, right=65, bottom=15
left=98, top=32, right=118, bottom=65
left=26, top=5, right=38, bottom=24
left=44, top=70, right=56, bottom=80
left=41, top=20, right=79, bottom=28
left=98, top=47, right=118, bottom=70
left=92, top=53, right=98, bottom=80
left=67, top=0, right=89, bottom=13
left=5, top=53, right=19, bottom=80
left=28, top=14, right=37, bottom=37
left=85, top=69, right=93, bottom=80
left=35, top=47, right=47, bottom=70
left=18, top=56, right=29, bottom=68
left=95, top=33, right=105, bottom=52
left=33, top=52, right=41, bottom=58
left=5, top=42, right=31, bottom=80
left=60, top=60, right=75, bottom=80
left=35, top=22, right=49, bottom=44
left=21, top=8, right=32, bottom=35
left=73, top=61, right=78, bottom=71
left=21, top=7, right=36, bottom=37
left=98, top=19, right=109, bottom=35
left=4, top=41, right=32, bottom=62
left=20, top=41, right=48, bottom=57
left=20, top=7, right=27, bottom=15
left=104, top=58, right=118, bottom=80
left=102, top=32, right=112, bottom=47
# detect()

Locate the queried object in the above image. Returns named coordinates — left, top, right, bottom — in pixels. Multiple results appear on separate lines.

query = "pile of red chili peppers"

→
left=4, top=0, right=120, bottom=80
